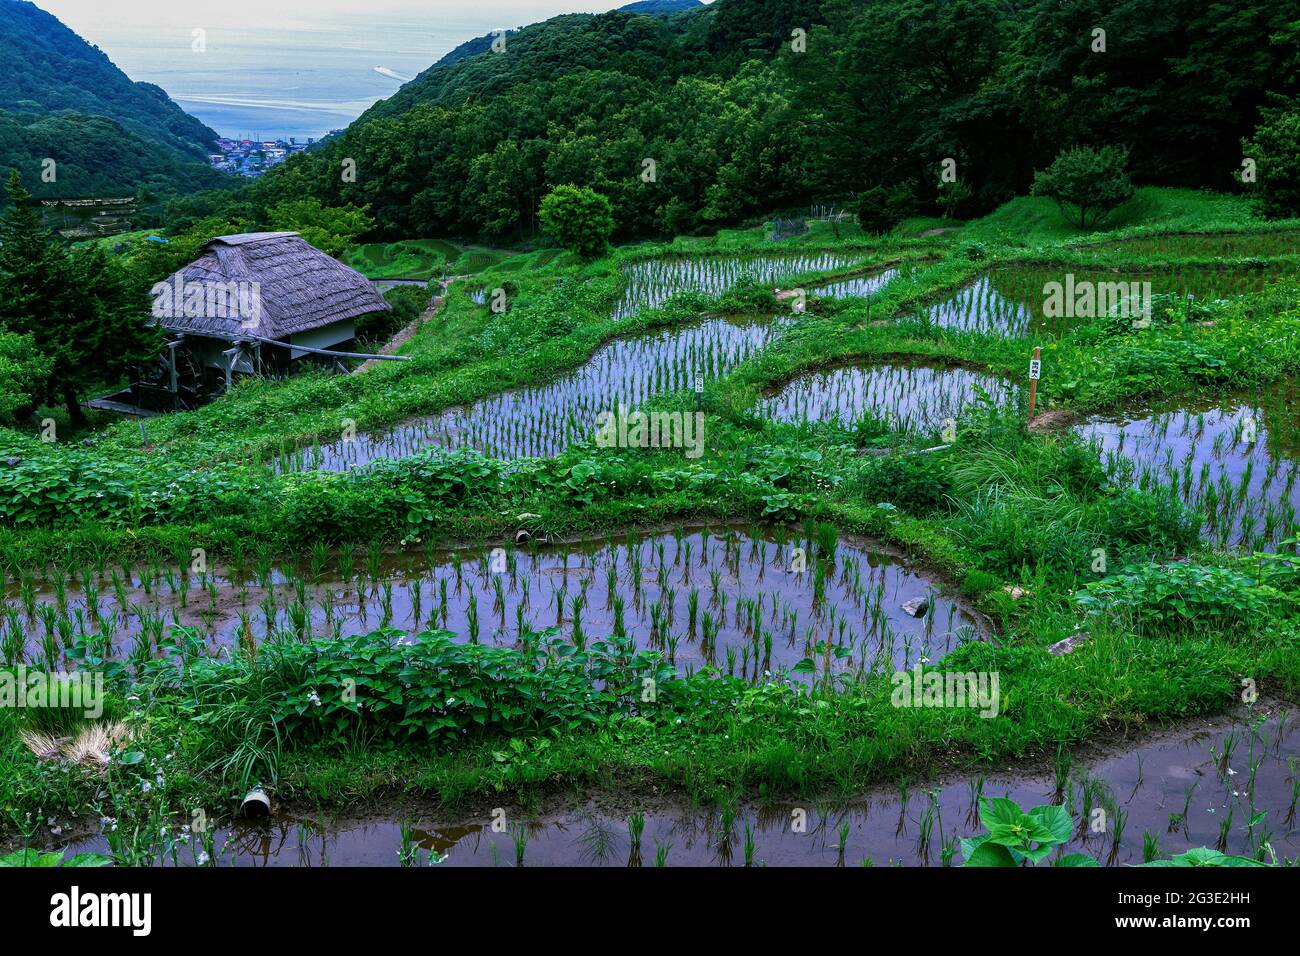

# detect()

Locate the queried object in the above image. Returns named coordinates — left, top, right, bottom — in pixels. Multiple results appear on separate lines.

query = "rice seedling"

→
left=510, top=823, right=529, bottom=867
left=654, top=841, right=671, bottom=867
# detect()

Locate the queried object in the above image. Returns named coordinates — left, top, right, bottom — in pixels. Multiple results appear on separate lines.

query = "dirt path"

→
left=356, top=275, right=469, bottom=373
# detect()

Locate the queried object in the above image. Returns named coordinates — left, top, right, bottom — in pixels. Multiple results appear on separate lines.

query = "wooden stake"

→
left=1027, top=346, right=1042, bottom=421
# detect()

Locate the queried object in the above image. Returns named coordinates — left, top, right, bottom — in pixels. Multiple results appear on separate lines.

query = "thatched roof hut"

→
left=151, top=231, right=389, bottom=341
left=89, top=232, right=402, bottom=416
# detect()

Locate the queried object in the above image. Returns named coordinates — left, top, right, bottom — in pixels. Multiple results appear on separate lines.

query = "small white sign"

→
left=1028, top=359, right=1041, bottom=381
left=695, top=374, right=704, bottom=393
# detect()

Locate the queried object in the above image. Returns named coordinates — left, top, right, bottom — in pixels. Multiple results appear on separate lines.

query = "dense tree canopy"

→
left=165, top=0, right=1299, bottom=243
left=0, top=173, right=161, bottom=423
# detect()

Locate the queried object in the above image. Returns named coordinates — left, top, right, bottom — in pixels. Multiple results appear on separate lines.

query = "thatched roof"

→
left=151, top=232, right=390, bottom=340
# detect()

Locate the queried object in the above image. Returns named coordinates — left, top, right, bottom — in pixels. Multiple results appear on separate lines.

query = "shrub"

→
left=1102, top=488, right=1199, bottom=559
left=1075, top=561, right=1293, bottom=636
left=1031, top=145, right=1134, bottom=229
left=856, top=183, right=915, bottom=235
left=538, top=184, right=615, bottom=260
left=1242, top=99, right=1300, bottom=220
left=851, top=453, right=952, bottom=513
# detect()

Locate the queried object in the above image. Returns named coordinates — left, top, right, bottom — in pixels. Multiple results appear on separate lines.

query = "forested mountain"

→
left=619, top=0, right=704, bottom=14
left=0, top=0, right=228, bottom=199
left=178, top=0, right=1300, bottom=242
left=428, top=0, right=701, bottom=72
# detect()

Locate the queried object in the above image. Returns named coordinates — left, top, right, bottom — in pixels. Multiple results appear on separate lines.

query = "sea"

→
left=34, top=1, right=638, bottom=141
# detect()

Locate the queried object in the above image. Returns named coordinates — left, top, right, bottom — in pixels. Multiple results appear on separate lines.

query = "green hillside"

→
left=0, top=0, right=229, bottom=199
left=194, top=0, right=1296, bottom=246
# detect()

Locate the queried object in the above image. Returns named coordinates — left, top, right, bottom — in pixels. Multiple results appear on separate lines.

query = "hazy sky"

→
left=34, top=1, right=695, bottom=39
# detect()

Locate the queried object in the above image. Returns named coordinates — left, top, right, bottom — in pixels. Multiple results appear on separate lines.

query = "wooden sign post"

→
left=1027, top=346, right=1042, bottom=420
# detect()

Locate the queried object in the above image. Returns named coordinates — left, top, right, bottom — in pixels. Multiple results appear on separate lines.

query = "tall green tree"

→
left=0, top=171, right=160, bottom=426
left=1031, top=145, right=1134, bottom=229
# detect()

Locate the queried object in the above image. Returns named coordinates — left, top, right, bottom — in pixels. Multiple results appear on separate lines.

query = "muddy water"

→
left=918, top=265, right=1284, bottom=338
left=291, top=314, right=786, bottom=470
left=8, top=526, right=978, bottom=680
left=65, top=708, right=1299, bottom=866
left=760, top=360, right=1016, bottom=435
left=1075, top=380, right=1300, bottom=551
left=614, top=252, right=867, bottom=320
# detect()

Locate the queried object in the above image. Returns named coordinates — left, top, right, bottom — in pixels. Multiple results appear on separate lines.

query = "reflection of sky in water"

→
left=761, top=363, right=1016, bottom=436
left=1076, top=383, right=1300, bottom=550
left=615, top=253, right=866, bottom=320
left=14, top=526, right=975, bottom=681
left=293, top=315, right=788, bottom=470
left=64, top=712, right=1299, bottom=867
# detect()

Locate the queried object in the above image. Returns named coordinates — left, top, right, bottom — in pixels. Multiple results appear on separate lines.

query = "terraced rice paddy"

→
left=63, top=708, right=1297, bottom=867
left=1076, top=380, right=1300, bottom=551
left=919, top=265, right=1288, bottom=338
left=3, top=525, right=977, bottom=681
left=810, top=268, right=899, bottom=300
left=760, top=360, right=1016, bottom=435
left=1087, top=230, right=1300, bottom=258
left=613, top=252, right=868, bottom=319
left=288, top=315, right=787, bottom=470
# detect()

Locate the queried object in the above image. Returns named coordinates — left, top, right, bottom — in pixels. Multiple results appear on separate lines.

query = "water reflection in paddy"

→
left=64, top=708, right=1298, bottom=867
left=11, top=525, right=977, bottom=680
left=1075, top=381, right=1300, bottom=551
left=761, top=361, right=1016, bottom=435
left=292, top=314, right=787, bottom=470
left=918, top=266, right=1287, bottom=338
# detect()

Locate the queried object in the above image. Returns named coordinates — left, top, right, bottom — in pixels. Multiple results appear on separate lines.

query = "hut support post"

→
left=165, top=339, right=182, bottom=394
left=222, top=346, right=241, bottom=392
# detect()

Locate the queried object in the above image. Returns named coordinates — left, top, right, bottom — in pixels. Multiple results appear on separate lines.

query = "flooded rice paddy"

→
left=5, top=525, right=977, bottom=681
left=809, top=268, right=899, bottom=300
left=290, top=314, right=786, bottom=470
left=1076, top=380, right=1300, bottom=551
left=65, top=707, right=1298, bottom=866
left=1086, top=230, right=1300, bottom=258
left=760, top=360, right=1016, bottom=434
left=918, top=265, right=1287, bottom=338
left=613, top=252, right=868, bottom=319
